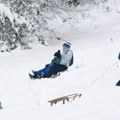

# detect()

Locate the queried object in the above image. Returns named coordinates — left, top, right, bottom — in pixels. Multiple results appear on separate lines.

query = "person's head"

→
left=63, top=42, right=71, bottom=52
left=54, top=50, right=61, bottom=59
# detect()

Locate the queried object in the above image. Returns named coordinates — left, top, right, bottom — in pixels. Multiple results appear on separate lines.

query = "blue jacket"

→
left=49, top=58, right=61, bottom=68
left=118, top=52, right=120, bottom=60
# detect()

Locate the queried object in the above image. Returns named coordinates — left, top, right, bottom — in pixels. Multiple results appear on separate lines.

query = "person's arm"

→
left=52, top=58, right=61, bottom=65
left=45, top=59, right=53, bottom=67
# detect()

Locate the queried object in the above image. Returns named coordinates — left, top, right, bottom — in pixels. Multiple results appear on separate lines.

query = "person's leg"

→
left=31, top=67, right=48, bottom=78
left=42, top=66, right=56, bottom=78
left=37, top=67, right=48, bottom=75
left=42, top=65, right=67, bottom=78
left=51, top=65, right=68, bottom=75
left=29, top=73, right=38, bottom=79
left=58, top=65, right=68, bottom=72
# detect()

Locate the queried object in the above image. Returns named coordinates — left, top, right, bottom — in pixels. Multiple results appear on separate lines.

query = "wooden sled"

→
left=48, top=93, right=82, bottom=106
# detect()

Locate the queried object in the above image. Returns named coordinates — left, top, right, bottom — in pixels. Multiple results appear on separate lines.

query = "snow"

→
left=0, top=3, right=120, bottom=120
left=0, top=3, right=14, bottom=24
left=0, top=3, right=31, bottom=31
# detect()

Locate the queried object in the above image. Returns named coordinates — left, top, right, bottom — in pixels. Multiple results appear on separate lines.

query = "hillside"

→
left=0, top=1, right=120, bottom=120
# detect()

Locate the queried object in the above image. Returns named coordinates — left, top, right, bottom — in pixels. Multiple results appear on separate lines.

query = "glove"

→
left=45, top=64, right=49, bottom=67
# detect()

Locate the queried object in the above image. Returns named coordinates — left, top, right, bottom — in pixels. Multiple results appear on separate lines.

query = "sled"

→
left=48, top=93, right=82, bottom=106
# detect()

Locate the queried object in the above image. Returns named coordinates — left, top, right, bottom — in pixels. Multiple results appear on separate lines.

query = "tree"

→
left=0, top=0, right=108, bottom=52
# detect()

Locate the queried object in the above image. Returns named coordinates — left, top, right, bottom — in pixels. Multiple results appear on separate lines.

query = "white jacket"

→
left=60, top=50, right=73, bottom=67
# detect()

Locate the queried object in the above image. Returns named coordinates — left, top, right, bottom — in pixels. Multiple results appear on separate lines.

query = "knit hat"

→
left=63, top=42, right=71, bottom=48
left=54, top=50, right=61, bottom=58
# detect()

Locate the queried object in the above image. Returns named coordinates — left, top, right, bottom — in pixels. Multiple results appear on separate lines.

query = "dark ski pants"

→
left=53, top=64, right=68, bottom=74
left=43, top=64, right=68, bottom=78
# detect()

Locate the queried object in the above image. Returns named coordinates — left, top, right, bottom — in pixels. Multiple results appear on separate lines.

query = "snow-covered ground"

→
left=0, top=6, right=120, bottom=120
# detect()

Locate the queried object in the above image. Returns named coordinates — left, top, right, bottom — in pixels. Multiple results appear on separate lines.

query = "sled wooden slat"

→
left=48, top=93, right=82, bottom=106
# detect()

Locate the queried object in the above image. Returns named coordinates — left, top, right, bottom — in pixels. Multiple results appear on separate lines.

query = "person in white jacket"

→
left=60, top=42, right=73, bottom=68
left=48, top=42, right=73, bottom=77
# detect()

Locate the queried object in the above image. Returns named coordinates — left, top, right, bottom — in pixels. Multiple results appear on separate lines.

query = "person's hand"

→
left=45, top=64, right=49, bottom=67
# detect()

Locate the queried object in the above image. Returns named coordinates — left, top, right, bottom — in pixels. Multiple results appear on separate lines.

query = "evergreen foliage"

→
left=0, top=0, right=108, bottom=52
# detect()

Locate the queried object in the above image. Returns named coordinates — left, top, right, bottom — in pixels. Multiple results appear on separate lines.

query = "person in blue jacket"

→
left=116, top=52, right=120, bottom=86
left=118, top=52, right=120, bottom=60
left=29, top=50, right=61, bottom=79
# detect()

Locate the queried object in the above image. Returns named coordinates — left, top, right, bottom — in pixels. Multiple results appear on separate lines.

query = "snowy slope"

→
left=0, top=6, right=120, bottom=120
